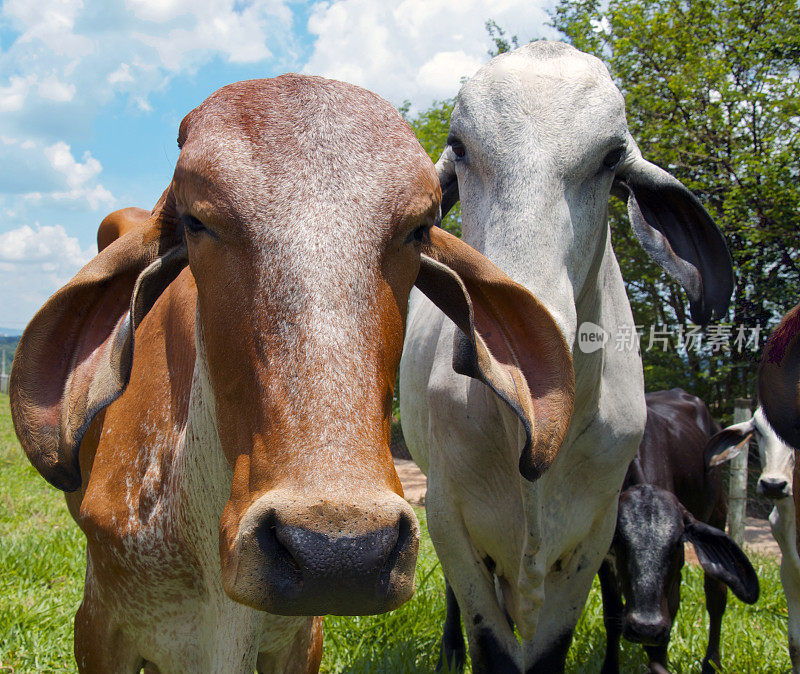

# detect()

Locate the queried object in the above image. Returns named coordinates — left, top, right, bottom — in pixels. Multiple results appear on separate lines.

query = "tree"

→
left=552, top=0, right=800, bottom=414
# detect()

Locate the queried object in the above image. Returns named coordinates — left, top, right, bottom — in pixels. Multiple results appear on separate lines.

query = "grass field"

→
left=0, top=390, right=792, bottom=673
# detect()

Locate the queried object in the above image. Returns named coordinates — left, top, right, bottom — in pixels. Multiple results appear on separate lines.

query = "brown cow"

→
left=10, top=75, right=573, bottom=673
left=97, top=206, right=151, bottom=251
left=760, top=302, right=800, bottom=449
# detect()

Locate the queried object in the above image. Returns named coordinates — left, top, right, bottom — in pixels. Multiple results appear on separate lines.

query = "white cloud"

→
left=0, top=139, right=115, bottom=210
left=38, top=75, right=77, bottom=102
left=45, top=142, right=102, bottom=189
left=0, top=223, right=96, bottom=330
left=0, top=223, right=93, bottom=267
left=416, top=51, right=484, bottom=96
left=0, top=75, right=36, bottom=112
left=303, top=0, right=558, bottom=108
left=108, top=63, right=134, bottom=85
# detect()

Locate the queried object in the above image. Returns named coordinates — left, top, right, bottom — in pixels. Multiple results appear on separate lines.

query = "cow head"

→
left=706, top=407, right=794, bottom=501
left=610, top=485, right=758, bottom=647
left=10, top=75, right=573, bottom=616
left=436, top=41, right=732, bottom=334
left=759, top=302, right=800, bottom=449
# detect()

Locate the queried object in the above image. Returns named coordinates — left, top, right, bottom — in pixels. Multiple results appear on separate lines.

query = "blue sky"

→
left=0, top=0, right=558, bottom=330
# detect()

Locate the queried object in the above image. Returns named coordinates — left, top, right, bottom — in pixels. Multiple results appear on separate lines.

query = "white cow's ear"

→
left=10, top=189, right=188, bottom=492
left=613, top=155, right=734, bottom=325
left=759, top=301, right=800, bottom=449
left=435, top=146, right=459, bottom=218
left=681, top=513, right=760, bottom=604
left=703, top=419, right=756, bottom=469
left=414, top=227, right=575, bottom=482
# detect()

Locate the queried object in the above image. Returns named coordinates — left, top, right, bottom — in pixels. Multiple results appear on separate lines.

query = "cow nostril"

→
left=255, top=512, right=302, bottom=591
left=380, top=510, right=413, bottom=582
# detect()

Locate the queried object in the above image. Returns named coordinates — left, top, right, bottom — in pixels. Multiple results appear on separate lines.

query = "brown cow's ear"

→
left=759, top=302, right=800, bottom=449
left=9, top=192, right=188, bottom=492
left=703, top=419, right=755, bottom=469
left=414, top=227, right=575, bottom=482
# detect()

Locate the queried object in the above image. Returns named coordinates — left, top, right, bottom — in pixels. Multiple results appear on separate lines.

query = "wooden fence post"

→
left=728, top=398, right=751, bottom=546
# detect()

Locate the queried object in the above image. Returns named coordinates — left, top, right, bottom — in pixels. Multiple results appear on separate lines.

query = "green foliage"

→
left=485, top=19, right=520, bottom=56
left=552, top=0, right=800, bottom=414
left=0, top=392, right=793, bottom=672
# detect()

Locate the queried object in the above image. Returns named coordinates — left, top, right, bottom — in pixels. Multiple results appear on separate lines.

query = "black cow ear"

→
left=683, top=518, right=759, bottom=604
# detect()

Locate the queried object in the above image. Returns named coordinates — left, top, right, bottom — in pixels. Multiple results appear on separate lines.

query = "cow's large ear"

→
left=414, top=227, right=575, bottom=482
left=703, top=418, right=756, bottom=469
left=613, top=146, right=734, bottom=326
left=682, top=513, right=759, bottom=604
left=9, top=190, right=188, bottom=492
left=759, top=302, right=800, bottom=449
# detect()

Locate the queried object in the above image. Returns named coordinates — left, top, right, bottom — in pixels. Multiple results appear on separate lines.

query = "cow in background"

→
left=601, top=389, right=759, bottom=674
left=760, top=302, right=800, bottom=449
left=707, top=406, right=798, bottom=672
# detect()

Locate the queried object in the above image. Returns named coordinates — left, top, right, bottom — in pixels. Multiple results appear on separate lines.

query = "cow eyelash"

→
left=603, top=147, right=625, bottom=171
left=449, top=138, right=466, bottom=160
left=181, top=213, right=207, bottom=235
left=406, top=224, right=431, bottom=245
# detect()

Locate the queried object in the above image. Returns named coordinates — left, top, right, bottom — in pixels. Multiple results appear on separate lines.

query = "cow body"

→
left=709, top=407, right=799, bottom=671
left=601, top=389, right=758, bottom=674
left=400, top=42, right=733, bottom=672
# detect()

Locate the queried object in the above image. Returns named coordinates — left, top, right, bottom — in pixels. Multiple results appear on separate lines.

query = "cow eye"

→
left=603, top=147, right=624, bottom=171
left=406, top=224, right=431, bottom=245
left=449, top=138, right=466, bottom=160
left=181, top=213, right=206, bottom=235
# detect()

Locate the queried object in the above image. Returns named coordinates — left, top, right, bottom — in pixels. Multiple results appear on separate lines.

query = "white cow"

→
left=707, top=407, right=800, bottom=673
left=400, top=41, right=733, bottom=672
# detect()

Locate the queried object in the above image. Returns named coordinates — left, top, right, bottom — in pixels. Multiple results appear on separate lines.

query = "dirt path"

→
left=394, top=458, right=781, bottom=558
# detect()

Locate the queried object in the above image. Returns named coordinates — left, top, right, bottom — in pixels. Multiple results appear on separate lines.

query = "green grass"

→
left=0, top=391, right=791, bottom=672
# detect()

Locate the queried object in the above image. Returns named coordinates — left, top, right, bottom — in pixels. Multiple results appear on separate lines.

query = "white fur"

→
left=400, top=42, right=648, bottom=667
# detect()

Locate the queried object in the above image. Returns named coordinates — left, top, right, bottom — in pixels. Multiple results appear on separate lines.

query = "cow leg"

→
left=74, top=593, right=141, bottom=674
left=770, top=503, right=800, bottom=673
left=427, top=502, right=521, bottom=674
left=437, top=579, right=467, bottom=673
left=701, top=573, right=727, bottom=674
left=598, top=560, right=622, bottom=674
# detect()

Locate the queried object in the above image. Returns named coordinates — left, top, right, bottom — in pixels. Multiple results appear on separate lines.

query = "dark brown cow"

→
left=97, top=206, right=151, bottom=251
left=600, top=389, right=759, bottom=674
left=10, top=75, right=574, bottom=673
left=760, top=302, right=800, bottom=450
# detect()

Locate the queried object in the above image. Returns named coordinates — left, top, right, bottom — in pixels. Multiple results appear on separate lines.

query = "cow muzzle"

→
left=757, top=476, right=791, bottom=500
left=222, top=491, right=420, bottom=615
left=623, top=612, right=670, bottom=647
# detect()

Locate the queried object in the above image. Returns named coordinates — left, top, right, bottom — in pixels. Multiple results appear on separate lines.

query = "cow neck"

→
left=459, top=199, right=610, bottom=356
left=176, top=318, right=235, bottom=574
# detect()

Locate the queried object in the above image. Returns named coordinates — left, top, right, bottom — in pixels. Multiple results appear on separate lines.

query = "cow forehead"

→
left=175, top=74, right=438, bottom=223
left=453, top=42, right=627, bottom=144
left=618, top=486, right=683, bottom=546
